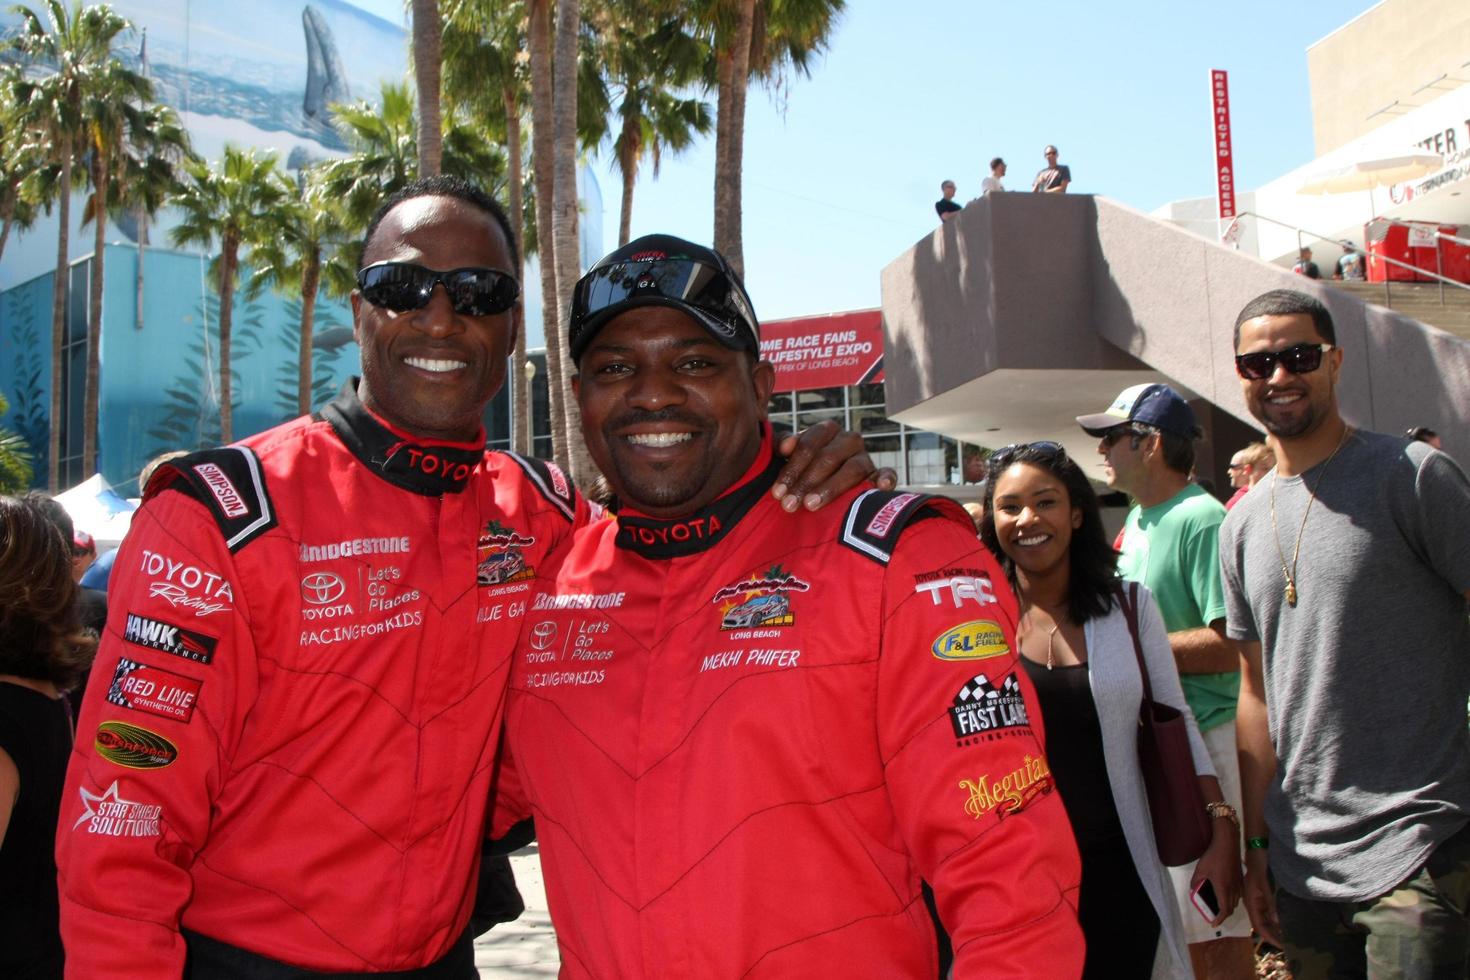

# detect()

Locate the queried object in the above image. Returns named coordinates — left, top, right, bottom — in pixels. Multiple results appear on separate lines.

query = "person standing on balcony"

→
left=1078, top=383, right=1256, bottom=980
left=1292, top=247, right=1321, bottom=279
left=1032, top=145, right=1071, bottom=193
left=935, top=179, right=962, bottom=221
left=982, top=158, right=1007, bottom=195
left=1224, top=289, right=1470, bottom=980
left=1336, top=243, right=1366, bottom=281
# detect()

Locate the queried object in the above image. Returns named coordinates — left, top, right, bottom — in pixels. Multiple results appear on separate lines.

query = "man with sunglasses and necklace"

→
left=490, top=234, right=1084, bottom=978
left=1221, top=289, right=1470, bottom=979
left=1076, top=383, right=1255, bottom=980
left=55, top=179, right=879, bottom=978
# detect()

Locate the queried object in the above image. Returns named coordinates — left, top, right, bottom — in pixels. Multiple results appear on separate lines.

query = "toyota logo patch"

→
left=301, top=571, right=347, bottom=605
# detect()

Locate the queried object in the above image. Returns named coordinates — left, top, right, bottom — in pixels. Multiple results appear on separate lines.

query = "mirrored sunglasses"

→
left=357, top=262, right=520, bottom=317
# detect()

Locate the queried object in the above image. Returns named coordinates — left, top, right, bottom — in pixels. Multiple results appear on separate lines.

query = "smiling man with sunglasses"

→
left=55, top=179, right=883, bottom=978
left=1221, top=289, right=1470, bottom=978
left=490, top=234, right=1084, bottom=978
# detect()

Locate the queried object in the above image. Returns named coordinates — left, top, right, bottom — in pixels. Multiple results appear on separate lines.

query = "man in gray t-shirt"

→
left=1222, top=288, right=1470, bottom=978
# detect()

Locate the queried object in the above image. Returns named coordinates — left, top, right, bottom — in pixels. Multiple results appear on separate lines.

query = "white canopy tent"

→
left=55, top=473, right=136, bottom=551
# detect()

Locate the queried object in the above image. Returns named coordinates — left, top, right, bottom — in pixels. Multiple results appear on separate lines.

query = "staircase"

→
left=1326, top=280, right=1470, bottom=341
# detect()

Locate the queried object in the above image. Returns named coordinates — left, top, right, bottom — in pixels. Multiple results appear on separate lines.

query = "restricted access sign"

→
left=758, top=309, right=885, bottom=393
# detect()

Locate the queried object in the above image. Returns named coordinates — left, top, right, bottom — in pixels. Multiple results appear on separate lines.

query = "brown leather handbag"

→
left=1117, top=581, right=1212, bottom=866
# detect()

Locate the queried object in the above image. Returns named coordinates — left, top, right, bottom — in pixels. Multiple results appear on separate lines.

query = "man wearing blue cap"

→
left=1078, top=383, right=1254, bottom=980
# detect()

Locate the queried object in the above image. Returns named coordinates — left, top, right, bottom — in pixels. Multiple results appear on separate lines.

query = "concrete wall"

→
left=1307, top=0, right=1470, bottom=156
left=879, top=193, right=1142, bottom=413
left=881, top=192, right=1470, bottom=466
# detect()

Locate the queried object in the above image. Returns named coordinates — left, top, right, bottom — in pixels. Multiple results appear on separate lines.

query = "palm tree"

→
left=8, top=0, right=137, bottom=489
left=595, top=10, right=711, bottom=246
left=113, top=104, right=190, bottom=335
left=550, top=0, right=593, bottom=483
left=0, top=83, right=44, bottom=263
left=321, top=80, right=507, bottom=250
left=244, top=166, right=351, bottom=416
left=0, top=389, right=35, bottom=493
left=80, top=69, right=186, bottom=474
left=703, top=0, right=844, bottom=276
left=168, top=147, right=289, bottom=444
left=442, top=0, right=533, bottom=455
left=526, top=0, right=570, bottom=468
left=410, top=0, right=443, bottom=176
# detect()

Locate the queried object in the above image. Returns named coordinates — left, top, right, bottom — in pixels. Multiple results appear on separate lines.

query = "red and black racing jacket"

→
left=494, top=429, right=1083, bottom=978
left=58, top=382, right=586, bottom=977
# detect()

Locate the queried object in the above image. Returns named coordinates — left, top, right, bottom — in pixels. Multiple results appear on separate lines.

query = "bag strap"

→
left=1114, top=581, right=1155, bottom=702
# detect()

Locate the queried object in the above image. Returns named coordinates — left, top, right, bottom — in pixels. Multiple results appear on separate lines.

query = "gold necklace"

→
left=1022, top=606, right=1065, bottom=670
left=1269, top=426, right=1351, bottom=607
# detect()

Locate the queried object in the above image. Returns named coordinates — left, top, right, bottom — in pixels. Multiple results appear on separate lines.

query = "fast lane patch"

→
left=106, top=658, right=201, bottom=723
left=950, top=672, right=1030, bottom=745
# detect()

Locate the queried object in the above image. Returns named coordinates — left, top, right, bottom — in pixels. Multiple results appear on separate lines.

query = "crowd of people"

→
left=2, top=173, right=1466, bottom=980
left=935, top=143, right=1072, bottom=221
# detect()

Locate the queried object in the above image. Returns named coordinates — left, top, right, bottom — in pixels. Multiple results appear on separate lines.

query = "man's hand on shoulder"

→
left=774, top=421, right=897, bottom=513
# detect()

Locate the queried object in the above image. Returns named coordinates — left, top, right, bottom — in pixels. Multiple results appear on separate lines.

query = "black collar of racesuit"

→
left=611, top=427, right=781, bottom=559
left=318, top=379, right=486, bottom=496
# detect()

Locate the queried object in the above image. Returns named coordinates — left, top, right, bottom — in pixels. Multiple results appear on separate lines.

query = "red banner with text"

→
left=759, top=309, right=885, bottom=393
left=1211, top=69, right=1236, bottom=221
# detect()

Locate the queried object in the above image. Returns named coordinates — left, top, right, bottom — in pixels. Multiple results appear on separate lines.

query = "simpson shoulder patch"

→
left=148, top=447, right=276, bottom=553
left=504, top=452, right=578, bottom=523
left=839, top=489, right=968, bottom=564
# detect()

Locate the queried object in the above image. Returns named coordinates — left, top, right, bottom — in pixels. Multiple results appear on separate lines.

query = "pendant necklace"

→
left=1270, top=425, right=1351, bottom=608
left=1023, top=607, right=1064, bottom=669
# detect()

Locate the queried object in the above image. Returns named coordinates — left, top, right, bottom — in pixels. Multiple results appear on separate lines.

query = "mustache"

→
left=605, top=408, right=707, bottom=431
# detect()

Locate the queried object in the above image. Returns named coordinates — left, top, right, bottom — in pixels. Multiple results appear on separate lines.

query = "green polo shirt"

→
left=1117, top=483, right=1237, bottom=732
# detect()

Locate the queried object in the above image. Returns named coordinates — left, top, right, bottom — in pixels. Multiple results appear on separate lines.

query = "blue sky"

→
left=353, top=0, right=1379, bottom=320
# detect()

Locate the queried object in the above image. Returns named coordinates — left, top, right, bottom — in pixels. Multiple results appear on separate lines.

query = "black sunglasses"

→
left=1234, top=343, right=1333, bottom=381
left=987, top=440, right=1065, bottom=474
left=1099, top=426, right=1150, bottom=449
left=570, top=257, right=758, bottom=359
left=357, top=262, right=520, bottom=317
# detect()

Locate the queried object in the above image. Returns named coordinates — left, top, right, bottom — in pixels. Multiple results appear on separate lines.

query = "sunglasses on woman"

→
left=1234, top=343, right=1333, bottom=381
left=987, top=440, right=1065, bottom=474
left=356, top=262, right=521, bottom=317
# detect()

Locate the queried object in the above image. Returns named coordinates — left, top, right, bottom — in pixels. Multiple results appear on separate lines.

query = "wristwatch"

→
left=1205, top=801, right=1238, bottom=828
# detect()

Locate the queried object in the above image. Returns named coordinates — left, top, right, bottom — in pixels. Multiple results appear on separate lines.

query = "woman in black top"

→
left=980, top=444, right=1240, bottom=979
left=0, top=495, right=97, bottom=978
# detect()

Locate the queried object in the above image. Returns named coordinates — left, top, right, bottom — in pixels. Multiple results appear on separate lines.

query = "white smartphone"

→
left=1191, top=878, right=1221, bottom=923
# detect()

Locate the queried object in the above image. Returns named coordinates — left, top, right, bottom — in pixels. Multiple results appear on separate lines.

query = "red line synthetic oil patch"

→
left=106, top=657, right=201, bottom=723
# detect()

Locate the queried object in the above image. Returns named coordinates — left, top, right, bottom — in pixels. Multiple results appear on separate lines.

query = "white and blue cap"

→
left=1076, top=383, right=1201, bottom=438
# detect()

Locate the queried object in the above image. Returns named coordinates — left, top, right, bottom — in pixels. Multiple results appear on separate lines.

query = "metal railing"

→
left=1233, top=211, right=1470, bottom=308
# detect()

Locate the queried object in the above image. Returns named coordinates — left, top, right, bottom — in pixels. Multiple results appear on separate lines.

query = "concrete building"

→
left=883, top=0, right=1469, bottom=487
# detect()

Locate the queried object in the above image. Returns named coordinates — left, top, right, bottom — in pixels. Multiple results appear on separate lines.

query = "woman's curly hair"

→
left=0, top=495, right=96, bottom=689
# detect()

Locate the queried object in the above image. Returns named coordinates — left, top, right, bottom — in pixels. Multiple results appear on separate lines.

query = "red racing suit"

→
left=494, top=435, right=1084, bottom=978
left=57, top=383, right=586, bottom=976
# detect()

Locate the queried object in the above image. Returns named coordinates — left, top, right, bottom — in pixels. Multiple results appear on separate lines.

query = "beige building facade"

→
left=1307, top=0, right=1470, bottom=156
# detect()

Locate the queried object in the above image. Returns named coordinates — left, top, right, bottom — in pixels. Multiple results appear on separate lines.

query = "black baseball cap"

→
left=1076, top=383, right=1202, bottom=438
left=568, top=234, right=760, bottom=364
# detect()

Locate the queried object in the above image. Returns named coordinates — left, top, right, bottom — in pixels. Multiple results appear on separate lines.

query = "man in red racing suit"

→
left=56, top=380, right=586, bottom=975
left=491, top=233, right=1084, bottom=977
